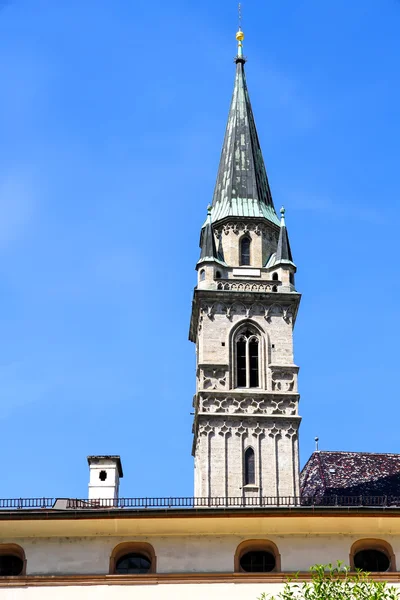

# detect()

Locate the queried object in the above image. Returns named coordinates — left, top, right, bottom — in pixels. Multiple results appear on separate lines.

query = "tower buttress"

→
left=189, top=29, right=301, bottom=501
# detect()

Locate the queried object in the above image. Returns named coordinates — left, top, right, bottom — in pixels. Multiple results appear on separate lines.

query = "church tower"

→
left=189, top=28, right=301, bottom=501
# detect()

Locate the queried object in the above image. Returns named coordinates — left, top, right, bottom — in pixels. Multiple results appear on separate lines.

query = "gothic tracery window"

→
left=244, top=447, right=255, bottom=485
left=235, top=328, right=260, bottom=388
left=240, top=236, right=251, bottom=266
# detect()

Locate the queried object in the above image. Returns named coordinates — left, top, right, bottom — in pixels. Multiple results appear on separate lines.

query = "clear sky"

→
left=0, top=0, right=399, bottom=500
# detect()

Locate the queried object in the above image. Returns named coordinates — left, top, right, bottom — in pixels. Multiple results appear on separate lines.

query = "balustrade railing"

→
left=216, top=280, right=278, bottom=292
left=0, top=495, right=399, bottom=510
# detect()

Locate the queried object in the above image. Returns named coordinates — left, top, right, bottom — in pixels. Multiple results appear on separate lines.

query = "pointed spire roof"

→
left=275, top=206, right=294, bottom=265
left=198, top=205, right=225, bottom=266
left=210, top=29, right=280, bottom=226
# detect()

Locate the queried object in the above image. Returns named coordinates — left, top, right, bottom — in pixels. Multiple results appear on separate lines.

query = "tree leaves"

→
left=259, top=562, right=400, bottom=600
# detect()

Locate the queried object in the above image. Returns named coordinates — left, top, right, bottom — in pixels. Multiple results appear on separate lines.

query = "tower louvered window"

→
left=235, top=328, right=260, bottom=388
left=240, top=237, right=251, bottom=266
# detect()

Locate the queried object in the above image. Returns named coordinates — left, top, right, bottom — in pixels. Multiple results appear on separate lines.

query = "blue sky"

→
left=0, top=0, right=399, bottom=499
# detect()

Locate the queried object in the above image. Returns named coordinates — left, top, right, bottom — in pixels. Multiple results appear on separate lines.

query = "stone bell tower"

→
left=189, top=28, right=301, bottom=501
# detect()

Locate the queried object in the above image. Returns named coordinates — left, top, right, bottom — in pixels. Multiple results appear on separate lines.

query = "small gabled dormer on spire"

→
left=276, top=207, right=294, bottom=265
left=198, top=205, right=217, bottom=263
left=197, top=206, right=226, bottom=288
left=266, top=206, right=296, bottom=291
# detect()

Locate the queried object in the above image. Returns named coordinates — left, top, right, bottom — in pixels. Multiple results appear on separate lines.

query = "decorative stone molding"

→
left=217, top=280, right=277, bottom=293
left=271, top=369, right=296, bottom=392
left=199, top=394, right=297, bottom=416
left=196, top=416, right=298, bottom=445
left=198, top=365, right=228, bottom=390
left=235, top=423, right=247, bottom=437
left=215, top=222, right=278, bottom=240
left=199, top=422, right=214, bottom=437
left=200, top=301, right=295, bottom=322
left=285, top=425, right=297, bottom=439
left=268, top=425, right=282, bottom=439
left=265, top=303, right=293, bottom=323
left=252, top=424, right=264, bottom=438
left=218, top=424, right=232, bottom=437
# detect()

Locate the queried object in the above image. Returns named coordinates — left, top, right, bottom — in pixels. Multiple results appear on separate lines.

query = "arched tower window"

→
left=240, top=237, right=251, bottom=266
left=235, top=327, right=260, bottom=388
left=244, top=447, right=255, bottom=485
left=199, top=269, right=205, bottom=281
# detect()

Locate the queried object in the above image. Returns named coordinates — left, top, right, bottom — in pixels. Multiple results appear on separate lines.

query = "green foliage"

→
left=259, top=562, right=400, bottom=600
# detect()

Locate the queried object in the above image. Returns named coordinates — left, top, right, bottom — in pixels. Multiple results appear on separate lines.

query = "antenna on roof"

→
left=315, top=437, right=319, bottom=452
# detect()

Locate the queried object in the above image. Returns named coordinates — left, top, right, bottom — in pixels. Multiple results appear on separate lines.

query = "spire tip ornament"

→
left=236, top=29, right=244, bottom=42
left=236, top=3, right=245, bottom=59
left=280, top=206, right=286, bottom=226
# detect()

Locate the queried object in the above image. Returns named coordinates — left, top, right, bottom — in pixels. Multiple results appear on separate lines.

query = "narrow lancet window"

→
left=235, top=328, right=260, bottom=388
left=240, top=237, right=251, bottom=266
left=244, top=447, right=255, bottom=485
left=237, top=339, right=247, bottom=387
left=249, top=339, right=259, bottom=387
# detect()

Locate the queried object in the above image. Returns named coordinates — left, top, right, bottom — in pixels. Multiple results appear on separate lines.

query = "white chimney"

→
left=87, top=455, right=123, bottom=502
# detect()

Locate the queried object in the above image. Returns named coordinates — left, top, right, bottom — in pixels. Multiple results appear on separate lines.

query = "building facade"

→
left=0, top=26, right=399, bottom=600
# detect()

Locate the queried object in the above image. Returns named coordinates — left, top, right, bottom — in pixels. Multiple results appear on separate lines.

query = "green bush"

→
left=259, top=562, right=400, bottom=600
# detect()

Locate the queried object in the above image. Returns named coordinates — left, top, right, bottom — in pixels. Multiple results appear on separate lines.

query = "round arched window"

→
left=240, top=550, right=276, bottom=573
left=115, top=553, right=151, bottom=574
left=354, top=549, right=390, bottom=572
left=0, top=555, right=24, bottom=576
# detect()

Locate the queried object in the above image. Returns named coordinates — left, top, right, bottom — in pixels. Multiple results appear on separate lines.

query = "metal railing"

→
left=0, top=498, right=55, bottom=509
left=65, top=495, right=400, bottom=510
left=0, top=496, right=399, bottom=511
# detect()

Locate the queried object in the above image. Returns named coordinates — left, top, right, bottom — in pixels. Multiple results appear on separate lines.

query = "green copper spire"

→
left=210, top=29, right=280, bottom=226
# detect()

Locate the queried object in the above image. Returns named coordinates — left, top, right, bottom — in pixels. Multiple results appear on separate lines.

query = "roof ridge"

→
left=318, top=451, right=400, bottom=457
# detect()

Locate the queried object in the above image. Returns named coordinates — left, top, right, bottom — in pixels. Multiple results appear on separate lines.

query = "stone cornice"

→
left=189, top=289, right=301, bottom=342
left=1, top=572, right=400, bottom=587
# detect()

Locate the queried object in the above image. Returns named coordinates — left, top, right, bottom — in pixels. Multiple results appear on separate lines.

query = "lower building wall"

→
left=5, top=534, right=400, bottom=575
left=0, top=583, right=288, bottom=600
left=0, top=582, right=400, bottom=600
left=1, top=534, right=400, bottom=575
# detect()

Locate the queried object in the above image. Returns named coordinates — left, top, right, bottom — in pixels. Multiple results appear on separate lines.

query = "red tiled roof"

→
left=300, top=451, right=400, bottom=499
